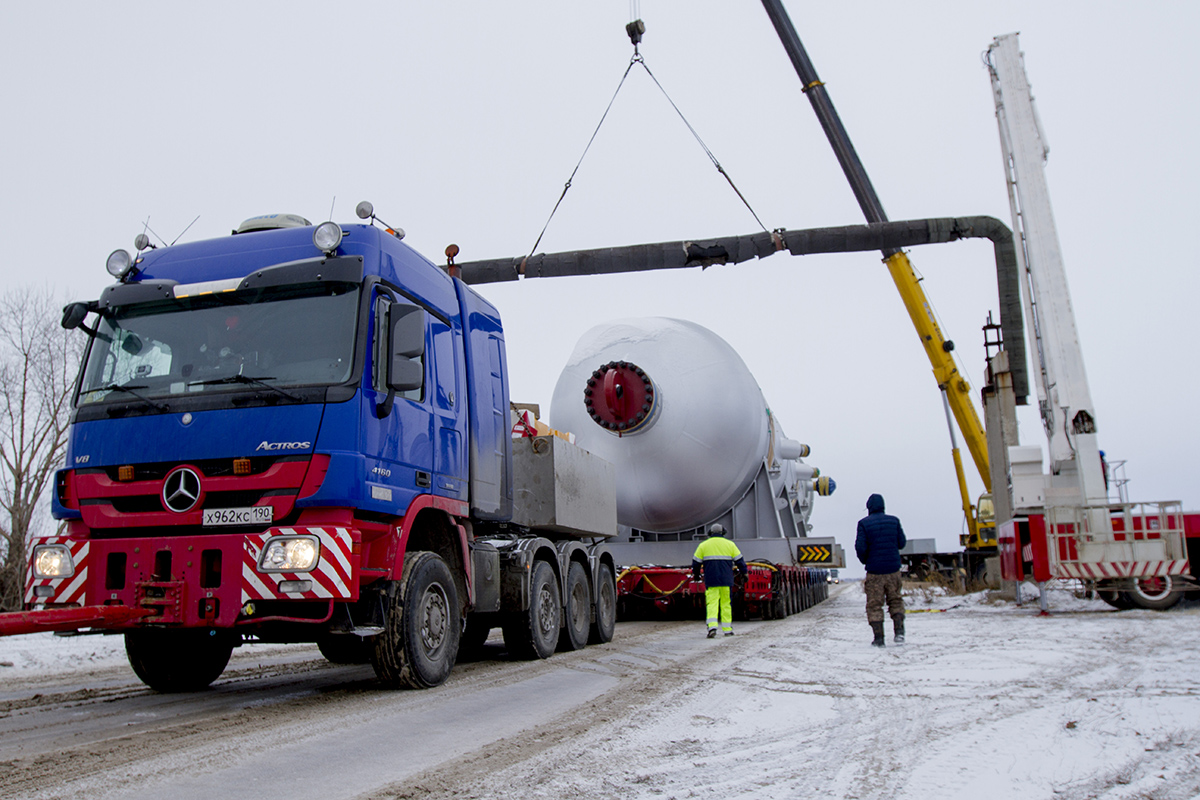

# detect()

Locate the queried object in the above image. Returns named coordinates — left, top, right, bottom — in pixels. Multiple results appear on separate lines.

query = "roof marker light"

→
left=313, top=221, right=343, bottom=255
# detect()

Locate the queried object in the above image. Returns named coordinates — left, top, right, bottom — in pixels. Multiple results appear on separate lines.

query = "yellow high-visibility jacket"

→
left=691, top=536, right=747, bottom=587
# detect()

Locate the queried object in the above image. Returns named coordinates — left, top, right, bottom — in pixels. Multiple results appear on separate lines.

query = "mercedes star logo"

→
left=162, top=467, right=202, bottom=513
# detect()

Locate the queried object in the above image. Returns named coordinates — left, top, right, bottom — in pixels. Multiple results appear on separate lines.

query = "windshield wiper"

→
left=96, top=384, right=169, bottom=412
left=187, top=374, right=302, bottom=401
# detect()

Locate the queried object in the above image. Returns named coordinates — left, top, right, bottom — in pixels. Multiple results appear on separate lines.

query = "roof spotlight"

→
left=106, top=249, right=135, bottom=280
left=313, top=221, right=344, bottom=255
left=354, top=200, right=404, bottom=240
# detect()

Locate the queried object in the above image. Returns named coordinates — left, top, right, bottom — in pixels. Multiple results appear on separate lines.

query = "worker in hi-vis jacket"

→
left=692, top=523, right=747, bottom=638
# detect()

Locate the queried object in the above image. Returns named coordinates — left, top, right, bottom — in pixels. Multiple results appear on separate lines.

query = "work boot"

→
left=724, top=630, right=735, bottom=637
left=892, top=614, right=906, bottom=644
left=870, top=621, right=885, bottom=647
left=706, top=628, right=717, bottom=639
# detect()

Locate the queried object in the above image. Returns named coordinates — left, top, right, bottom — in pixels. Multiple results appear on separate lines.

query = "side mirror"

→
left=389, top=359, right=423, bottom=392
left=375, top=301, right=426, bottom=419
left=387, top=305, right=425, bottom=392
left=61, top=302, right=90, bottom=330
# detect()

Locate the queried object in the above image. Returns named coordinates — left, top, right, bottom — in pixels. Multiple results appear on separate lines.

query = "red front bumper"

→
left=23, top=526, right=359, bottom=629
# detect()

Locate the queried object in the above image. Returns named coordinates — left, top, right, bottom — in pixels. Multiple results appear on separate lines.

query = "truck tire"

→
left=371, top=551, right=461, bottom=689
left=125, top=628, right=235, bottom=692
left=317, top=634, right=373, bottom=665
left=589, top=562, right=617, bottom=644
left=558, top=561, right=591, bottom=652
left=503, top=560, right=560, bottom=659
left=1126, top=576, right=1183, bottom=611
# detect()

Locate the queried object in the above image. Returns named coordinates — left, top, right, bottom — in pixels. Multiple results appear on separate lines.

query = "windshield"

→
left=78, top=282, right=359, bottom=404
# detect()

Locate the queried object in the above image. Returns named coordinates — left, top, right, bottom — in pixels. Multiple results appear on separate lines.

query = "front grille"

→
left=96, top=455, right=307, bottom=482
left=107, top=496, right=166, bottom=514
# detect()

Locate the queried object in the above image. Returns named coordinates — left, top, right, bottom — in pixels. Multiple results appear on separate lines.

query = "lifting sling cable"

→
left=636, top=57, right=771, bottom=235
left=526, top=59, right=638, bottom=259
left=525, top=19, right=771, bottom=261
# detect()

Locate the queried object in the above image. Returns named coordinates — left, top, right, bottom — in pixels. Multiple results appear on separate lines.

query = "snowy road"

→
left=2, top=584, right=1199, bottom=800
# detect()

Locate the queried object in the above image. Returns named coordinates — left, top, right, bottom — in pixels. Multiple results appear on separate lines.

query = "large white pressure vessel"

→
left=549, top=318, right=772, bottom=533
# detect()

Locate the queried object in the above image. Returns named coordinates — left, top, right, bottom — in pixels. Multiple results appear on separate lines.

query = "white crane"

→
left=987, top=33, right=1190, bottom=608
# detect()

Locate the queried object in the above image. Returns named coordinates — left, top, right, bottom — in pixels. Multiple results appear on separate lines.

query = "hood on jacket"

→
left=866, top=493, right=886, bottom=514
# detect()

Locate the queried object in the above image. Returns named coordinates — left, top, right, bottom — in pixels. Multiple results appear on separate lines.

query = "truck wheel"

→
left=558, top=561, right=591, bottom=652
left=589, top=562, right=617, bottom=644
left=371, top=551, right=461, bottom=689
left=317, top=634, right=373, bottom=665
left=1126, top=576, right=1182, bottom=611
left=125, top=628, right=235, bottom=692
left=503, top=560, right=560, bottom=659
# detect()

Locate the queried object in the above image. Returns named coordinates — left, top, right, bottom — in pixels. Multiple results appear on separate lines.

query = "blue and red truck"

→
left=13, top=207, right=620, bottom=690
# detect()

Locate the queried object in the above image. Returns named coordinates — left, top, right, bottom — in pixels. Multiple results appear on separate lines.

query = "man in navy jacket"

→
left=855, top=493, right=907, bottom=647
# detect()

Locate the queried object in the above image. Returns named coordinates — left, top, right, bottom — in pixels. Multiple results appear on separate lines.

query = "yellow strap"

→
left=802, top=80, right=825, bottom=93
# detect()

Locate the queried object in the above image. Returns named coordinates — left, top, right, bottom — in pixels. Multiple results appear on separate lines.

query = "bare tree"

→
left=0, top=287, right=82, bottom=611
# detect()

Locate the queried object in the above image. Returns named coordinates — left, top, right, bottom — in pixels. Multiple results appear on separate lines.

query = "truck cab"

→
left=28, top=213, right=615, bottom=691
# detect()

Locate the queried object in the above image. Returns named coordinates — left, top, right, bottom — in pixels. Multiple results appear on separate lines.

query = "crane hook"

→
left=626, top=19, right=645, bottom=54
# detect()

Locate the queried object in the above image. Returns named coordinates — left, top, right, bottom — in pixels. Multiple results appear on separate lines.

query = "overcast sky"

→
left=2, top=2, right=1196, bottom=574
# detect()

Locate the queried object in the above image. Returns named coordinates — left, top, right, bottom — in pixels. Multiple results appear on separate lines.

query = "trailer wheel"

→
left=559, top=561, right=591, bottom=651
left=125, top=628, right=235, bottom=692
left=371, top=551, right=461, bottom=689
left=317, top=633, right=373, bottom=665
left=589, top=562, right=617, bottom=644
left=771, top=586, right=786, bottom=620
left=1126, top=576, right=1183, bottom=611
left=503, top=560, right=560, bottom=659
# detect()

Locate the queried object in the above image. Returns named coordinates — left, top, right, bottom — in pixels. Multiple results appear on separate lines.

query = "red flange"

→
left=584, top=360, right=656, bottom=434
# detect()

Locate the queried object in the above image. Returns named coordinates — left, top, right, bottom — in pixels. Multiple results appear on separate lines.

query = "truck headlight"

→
left=258, top=536, right=320, bottom=572
left=33, top=545, right=75, bottom=579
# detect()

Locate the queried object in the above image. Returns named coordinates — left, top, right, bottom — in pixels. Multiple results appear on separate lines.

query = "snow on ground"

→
left=1, top=631, right=128, bottom=674
left=4, top=583, right=1200, bottom=800
left=382, top=582, right=1200, bottom=800
left=0, top=629, right=307, bottom=684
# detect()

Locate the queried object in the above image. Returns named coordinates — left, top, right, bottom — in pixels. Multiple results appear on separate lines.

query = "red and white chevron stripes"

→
left=241, top=527, right=355, bottom=604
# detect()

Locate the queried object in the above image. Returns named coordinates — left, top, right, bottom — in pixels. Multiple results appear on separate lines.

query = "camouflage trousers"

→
left=864, top=571, right=904, bottom=623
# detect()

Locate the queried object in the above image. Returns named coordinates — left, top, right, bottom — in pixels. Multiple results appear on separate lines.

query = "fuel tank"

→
left=549, top=317, right=818, bottom=534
